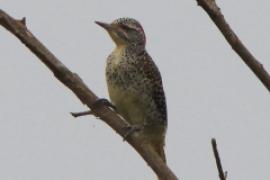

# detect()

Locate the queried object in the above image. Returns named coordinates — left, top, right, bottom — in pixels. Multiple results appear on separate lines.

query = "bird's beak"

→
left=95, top=20, right=125, bottom=46
left=95, top=21, right=113, bottom=31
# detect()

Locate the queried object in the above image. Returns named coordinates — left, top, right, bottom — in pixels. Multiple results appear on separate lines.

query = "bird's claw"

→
left=122, top=124, right=143, bottom=141
left=71, top=98, right=116, bottom=118
left=93, top=98, right=116, bottom=111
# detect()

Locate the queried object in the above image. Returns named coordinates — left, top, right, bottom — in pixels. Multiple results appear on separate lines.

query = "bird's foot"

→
left=122, top=124, right=143, bottom=141
left=93, top=98, right=116, bottom=111
left=71, top=98, right=116, bottom=118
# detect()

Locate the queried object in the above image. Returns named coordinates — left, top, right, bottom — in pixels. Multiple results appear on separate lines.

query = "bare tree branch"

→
left=0, top=9, right=178, bottom=180
left=211, top=138, right=227, bottom=180
left=196, top=0, right=270, bottom=92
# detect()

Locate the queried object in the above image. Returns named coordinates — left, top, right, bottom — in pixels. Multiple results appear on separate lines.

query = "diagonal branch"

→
left=0, top=9, right=178, bottom=180
left=196, top=0, right=270, bottom=92
left=211, top=138, right=227, bottom=180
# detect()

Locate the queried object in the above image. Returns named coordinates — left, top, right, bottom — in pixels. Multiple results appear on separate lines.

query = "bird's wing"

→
left=138, top=51, right=167, bottom=123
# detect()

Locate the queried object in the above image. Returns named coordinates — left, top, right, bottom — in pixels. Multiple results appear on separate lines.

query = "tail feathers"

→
left=152, top=143, right=166, bottom=180
left=152, top=143, right=166, bottom=163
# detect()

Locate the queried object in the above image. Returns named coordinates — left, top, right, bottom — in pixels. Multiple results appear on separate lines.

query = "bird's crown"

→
left=112, top=17, right=146, bottom=47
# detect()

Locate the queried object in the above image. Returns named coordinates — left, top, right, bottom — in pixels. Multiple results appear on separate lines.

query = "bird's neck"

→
left=115, top=43, right=145, bottom=54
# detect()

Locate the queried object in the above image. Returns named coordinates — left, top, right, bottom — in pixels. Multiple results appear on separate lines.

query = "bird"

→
left=95, top=18, right=167, bottom=163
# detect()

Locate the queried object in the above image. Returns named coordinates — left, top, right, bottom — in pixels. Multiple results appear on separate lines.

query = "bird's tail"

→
left=152, top=141, right=166, bottom=163
left=144, top=130, right=166, bottom=180
left=152, top=142, right=166, bottom=180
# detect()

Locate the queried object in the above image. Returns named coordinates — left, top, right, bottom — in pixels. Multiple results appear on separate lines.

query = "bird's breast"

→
left=106, top=49, right=139, bottom=88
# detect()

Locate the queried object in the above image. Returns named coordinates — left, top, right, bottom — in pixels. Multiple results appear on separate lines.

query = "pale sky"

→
left=1, top=0, right=270, bottom=180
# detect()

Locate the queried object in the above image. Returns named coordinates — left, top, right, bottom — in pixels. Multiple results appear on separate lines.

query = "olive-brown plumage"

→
left=96, top=18, right=167, bottom=162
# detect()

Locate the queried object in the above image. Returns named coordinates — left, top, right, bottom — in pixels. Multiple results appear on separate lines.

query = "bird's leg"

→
left=122, top=124, right=143, bottom=141
left=71, top=98, right=116, bottom=118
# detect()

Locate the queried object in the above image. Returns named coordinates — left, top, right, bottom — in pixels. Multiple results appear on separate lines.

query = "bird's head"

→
left=95, top=18, right=146, bottom=49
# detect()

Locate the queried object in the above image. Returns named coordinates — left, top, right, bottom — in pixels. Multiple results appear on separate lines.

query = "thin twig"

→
left=0, top=9, right=178, bottom=180
left=211, top=138, right=227, bottom=180
left=197, top=0, right=270, bottom=92
left=70, top=110, right=93, bottom=117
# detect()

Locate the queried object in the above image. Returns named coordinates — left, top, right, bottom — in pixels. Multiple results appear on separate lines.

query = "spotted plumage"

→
left=96, top=18, right=167, bottom=162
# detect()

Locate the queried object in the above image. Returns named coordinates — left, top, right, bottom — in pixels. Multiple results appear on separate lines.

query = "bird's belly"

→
left=108, top=84, right=145, bottom=125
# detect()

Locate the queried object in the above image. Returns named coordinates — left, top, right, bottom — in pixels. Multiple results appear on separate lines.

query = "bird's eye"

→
left=120, top=25, right=134, bottom=31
